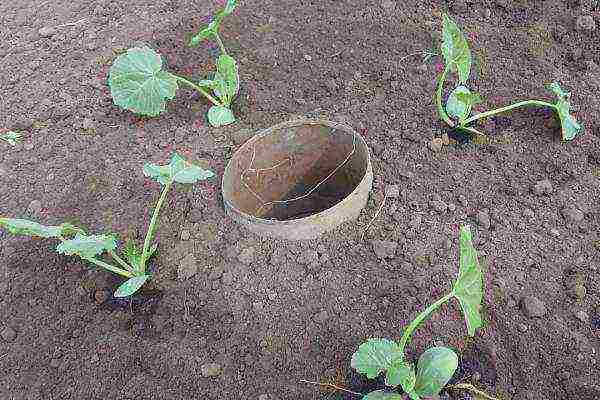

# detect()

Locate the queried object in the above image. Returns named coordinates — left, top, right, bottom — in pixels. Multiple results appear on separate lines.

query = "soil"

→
left=1, top=1, right=600, bottom=399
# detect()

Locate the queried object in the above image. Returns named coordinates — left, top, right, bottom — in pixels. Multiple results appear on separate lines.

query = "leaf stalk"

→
left=399, top=292, right=453, bottom=351
left=462, top=99, right=556, bottom=125
left=140, top=181, right=172, bottom=273
left=172, top=74, right=223, bottom=106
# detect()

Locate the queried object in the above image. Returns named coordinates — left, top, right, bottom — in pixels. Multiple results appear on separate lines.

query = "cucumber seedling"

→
left=0, top=153, right=214, bottom=297
left=350, top=226, right=484, bottom=400
left=0, top=130, right=22, bottom=146
left=108, top=0, right=239, bottom=127
left=436, top=14, right=582, bottom=141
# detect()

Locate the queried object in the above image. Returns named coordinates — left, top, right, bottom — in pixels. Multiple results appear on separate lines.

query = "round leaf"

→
left=0, top=217, right=62, bottom=238
left=114, top=275, right=150, bottom=298
left=351, top=338, right=404, bottom=379
left=446, top=85, right=472, bottom=122
left=452, top=225, right=484, bottom=336
left=414, top=347, right=458, bottom=397
left=56, top=233, right=117, bottom=259
left=207, top=105, right=235, bottom=127
left=108, top=46, right=178, bottom=117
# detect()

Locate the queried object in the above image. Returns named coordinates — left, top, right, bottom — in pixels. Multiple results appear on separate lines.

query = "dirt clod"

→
left=371, top=240, right=397, bottom=259
left=521, top=296, right=547, bottom=317
left=200, top=362, right=223, bottom=378
left=178, top=254, right=197, bottom=280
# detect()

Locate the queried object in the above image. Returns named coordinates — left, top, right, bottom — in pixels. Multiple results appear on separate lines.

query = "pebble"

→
left=575, top=310, right=589, bottom=323
left=237, top=247, right=255, bottom=264
left=476, top=211, right=491, bottom=229
left=371, top=240, right=397, bottom=259
left=521, top=296, right=547, bottom=317
left=562, top=207, right=584, bottom=223
left=429, top=137, right=444, bottom=152
left=38, top=26, right=57, bottom=37
left=201, top=362, right=223, bottom=378
left=94, top=289, right=109, bottom=304
left=576, top=15, right=597, bottom=32
left=178, top=254, right=198, bottom=280
left=385, top=184, right=400, bottom=198
left=303, top=54, right=312, bottom=61
left=1, top=326, right=17, bottom=342
left=533, top=179, right=553, bottom=195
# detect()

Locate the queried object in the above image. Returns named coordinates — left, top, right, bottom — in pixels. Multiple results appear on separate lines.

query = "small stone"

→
left=476, top=211, right=491, bottom=229
left=575, top=310, right=589, bottom=323
left=517, top=323, right=528, bottom=332
left=201, top=362, right=223, bottom=378
left=576, top=15, right=596, bottom=32
left=27, top=200, right=42, bottom=214
left=371, top=240, right=397, bottom=259
left=180, top=229, right=191, bottom=241
left=303, top=54, right=312, bottom=61
left=430, top=199, right=447, bottom=213
left=1, top=326, right=17, bottom=342
left=562, top=207, right=584, bottom=223
left=429, top=137, right=444, bottom=152
left=533, top=179, right=553, bottom=195
left=38, top=26, right=57, bottom=37
left=521, top=296, right=547, bottom=318
left=237, top=247, right=255, bottom=264
left=385, top=185, right=400, bottom=198
left=94, top=289, right=109, bottom=304
left=178, top=254, right=198, bottom=280
left=208, top=266, right=223, bottom=281
left=313, top=310, right=329, bottom=324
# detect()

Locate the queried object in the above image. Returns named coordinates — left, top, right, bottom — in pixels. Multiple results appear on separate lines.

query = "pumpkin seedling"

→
left=0, top=153, right=214, bottom=297
left=0, top=130, right=22, bottom=146
left=108, top=0, right=239, bottom=127
left=350, top=226, right=484, bottom=400
left=436, top=14, right=582, bottom=141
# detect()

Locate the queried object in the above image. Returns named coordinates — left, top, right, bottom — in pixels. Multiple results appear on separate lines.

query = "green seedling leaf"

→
left=362, top=391, right=403, bottom=400
left=452, top=225, right=484, bottom=336
left=1, top=130, right=22, bottom=146
left=144, top=153, right=215, bottom=185
left=351, top=338, right=404, bottom=379
left=108, top=46, right=178, bottom=117
left=414, top=347, right=458, bottom=397
left=189, top=20, right=219, bottom=47
left=216, top=54, right=239, bottom=105
left=123, top=240, right=157, bottom=271
left=447, top=85, right=471, bottom=122
left=0, top=217, right=63, bottom=238
left=547, top=82, right=582, bottom=141
left=223, top=0, right=238, bottom=15
left=386, top=360, right=416, bottom=394
left=441, top=14, right=471, bottom=84
left=207, top=105, right=235, bottom=127
left=56, top=233, right=117, bottom=259
left=114, top=274, right=150, bottom=297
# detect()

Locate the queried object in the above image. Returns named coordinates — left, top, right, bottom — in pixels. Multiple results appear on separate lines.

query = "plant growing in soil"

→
left=108, top=0, right=239, bottom=127
left=0, top=153, right=214, bottom=297
left=0, top=130, right=22, bottom=146
left=350, top=225, right=484, bottom=400
left=435, top=14, right=582, bottom=141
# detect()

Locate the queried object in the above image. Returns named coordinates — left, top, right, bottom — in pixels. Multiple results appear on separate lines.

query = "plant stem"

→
left=436, top=66, right=454, bottom=127
left=462, top=99, right=556, bottom=125
left=109, top=251, right=135, bottom=273
left=399, top=292, right=453, bottom=351
left=172, top=74, right=222, bottom=107
left=139, top=181, right=172, bottom=273
left=85, top=257, right=133, bottom=278
left=213, top=32, right=227, bottom=55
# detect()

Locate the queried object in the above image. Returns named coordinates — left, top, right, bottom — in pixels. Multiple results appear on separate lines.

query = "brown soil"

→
left=1, top=1, right=599, bottom=399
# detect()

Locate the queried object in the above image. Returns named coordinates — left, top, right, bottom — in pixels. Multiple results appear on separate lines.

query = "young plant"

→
left=350, top=226, right=484, bottom=400
left=1, top=130, right=22, bottom=146
left=108, top=0, right=239, bottom=127
left=436, top=14, right=582, bottom=141
left=0, top=153, right=214, bottom=297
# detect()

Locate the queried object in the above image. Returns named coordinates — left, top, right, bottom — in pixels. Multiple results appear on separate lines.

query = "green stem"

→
left=213, top=32, right=227, bottom=55
left=139, top=181, right=172, bottom=273
left=399, top=292, right=454, bottom=351
left=172, top=74, right=222, bottom=107
left=436, top=66, right=455, bottom=128
left=109, top=250, right=135, bottom=273
left=85, top=257, right=133, bottom=278
left=462, top=100, right=556, bottom=125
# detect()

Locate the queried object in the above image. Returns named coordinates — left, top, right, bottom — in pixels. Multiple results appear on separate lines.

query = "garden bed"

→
left=1, top=0, right=599, bottom=399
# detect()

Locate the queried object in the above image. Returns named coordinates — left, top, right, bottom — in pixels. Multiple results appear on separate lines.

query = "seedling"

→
left=435, top=14, right=582, bottom=141
left=0, top=130, right=22, bottom=146
left=350, top=226, right=484, bottom=400
left=108, top=0, right=239, bottom=127
left=0, top=153, right=214, bottom=297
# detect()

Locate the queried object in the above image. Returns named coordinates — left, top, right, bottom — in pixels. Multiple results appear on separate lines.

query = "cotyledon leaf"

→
left=547, top=82, right=582, bottom=141
left=207, top=105, right=235, bottom=127
left=114, top=275, right=150, bottom=297
left=414, top=347, right=459, bottom=397
left=108, top=46, right=178, bottom=117
left=0, top=217, right=63, bottom=238
left=216, top=54, right=239, bottom=105
left=56, top=233, right=117, bottom=259
left=386, top=360, right=416, bottom=394
left=446, top=85, right=473, bottom=122
left=143, top=153, right=215, bottom=185
left=351, top=338, right=404, bottom=379
left=441, top=14, right=471, bottom=84
left=452, top=225, right=484, bottom=336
